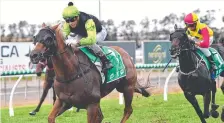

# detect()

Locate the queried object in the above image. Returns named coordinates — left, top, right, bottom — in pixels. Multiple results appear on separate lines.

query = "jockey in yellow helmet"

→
left=184, top=12, right=217, bottom=72
left=61, top=2, right=113, bottom=72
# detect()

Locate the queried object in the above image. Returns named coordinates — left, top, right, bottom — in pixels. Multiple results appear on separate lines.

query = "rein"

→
left=34, top=27, right=92, bottom=83
left=52, top=46, right=91, bottom=83
left=43, top=45, right=70, bottom=57
left=178, top=49, right=203, bottom=76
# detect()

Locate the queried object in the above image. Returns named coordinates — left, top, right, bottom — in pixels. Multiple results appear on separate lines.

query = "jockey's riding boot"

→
left=207, top=56, right=217, bottom=72
left=89, top=44, right=113, bottom=72
left=98, top=53, right=113, bottom=72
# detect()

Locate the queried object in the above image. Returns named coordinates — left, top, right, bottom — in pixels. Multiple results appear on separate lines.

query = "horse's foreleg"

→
left=29, top=81, right=51, bottom=115
left=184, top=92, right=206, bottom=123
left=56, top=102, right=72, bottom=116
left=211, top=80, right=218, bottom=105
left=203, top=91, right=211, bottom=118
left=120, top=84, right=134, bottom=123
left=52, top=86, right=56, bottom=105
left=221, top=106, right=224, bottom=122
left=210, top=80, right=219, bottom=118
left=220, top=80, right=224, bottom=94
left=48, top=99, right=63, bottom=123
left=87, top=103, right=103, bottom=123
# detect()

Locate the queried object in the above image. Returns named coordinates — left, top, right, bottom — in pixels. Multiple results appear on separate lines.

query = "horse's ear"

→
left=51, top=24, right=60, bottom=31
left=174, top=24, right=177, bottom=30
left=42, top=23, right=46, bottom=28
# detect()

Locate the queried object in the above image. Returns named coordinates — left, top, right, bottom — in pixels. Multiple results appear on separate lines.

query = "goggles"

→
left=64, top=16, right=78, bottom=23
left=186, top=23, right=196, bottom=28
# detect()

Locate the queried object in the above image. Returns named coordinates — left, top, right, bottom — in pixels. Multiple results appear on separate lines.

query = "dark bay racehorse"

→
left=29, top=58, right=80, bottom=115
left=29, top=58, right=56, bottom=115
left=29, top=24, right=149, bottom=123
left=210, top=43, right=224, bottom=122
left=169, top=26, right=220, bottom=123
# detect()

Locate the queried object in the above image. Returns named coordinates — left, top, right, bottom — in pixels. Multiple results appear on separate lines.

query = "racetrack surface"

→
left=1, top=70, right=222, bottom=108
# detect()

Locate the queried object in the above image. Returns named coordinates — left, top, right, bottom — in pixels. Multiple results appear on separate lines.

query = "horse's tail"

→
left=135, top=69, right=153, bottom=97
left=134, top=87, right=151, bottom=97
left=134, top=71, right=152, bottom=97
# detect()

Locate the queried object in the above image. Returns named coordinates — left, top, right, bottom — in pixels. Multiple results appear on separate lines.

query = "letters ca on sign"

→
left=1, top=45, right=19, bottom=57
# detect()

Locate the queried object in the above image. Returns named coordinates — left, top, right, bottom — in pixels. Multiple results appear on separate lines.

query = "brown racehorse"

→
left=29, top=24, right=149, bottom=123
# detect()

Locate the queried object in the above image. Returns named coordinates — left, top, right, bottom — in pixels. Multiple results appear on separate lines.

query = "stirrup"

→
left=104, top=62, right=113, bottom=69
left=211, top=64, right=217, bottom=70
left=102, top=61, right=113, bottom=71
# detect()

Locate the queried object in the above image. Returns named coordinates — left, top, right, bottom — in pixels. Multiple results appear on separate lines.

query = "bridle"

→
left=34, top=27, right=70, bottom=57
left=170, top=31, right=203, bottom=76
left=33, top=27, right=91, bottom=83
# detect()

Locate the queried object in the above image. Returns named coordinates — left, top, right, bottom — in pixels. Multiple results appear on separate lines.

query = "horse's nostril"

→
left=32, top=54, right=38, bottom=58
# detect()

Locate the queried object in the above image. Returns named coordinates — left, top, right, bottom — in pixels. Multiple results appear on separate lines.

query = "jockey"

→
left=184, top=12, right=217, bottom=72
left=61, top=2, right=113, bottom=72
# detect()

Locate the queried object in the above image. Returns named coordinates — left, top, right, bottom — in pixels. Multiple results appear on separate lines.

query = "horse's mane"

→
left=52, top=24, right=80, bottom=53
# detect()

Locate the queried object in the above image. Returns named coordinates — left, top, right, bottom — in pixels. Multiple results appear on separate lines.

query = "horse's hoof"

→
left=201, top=120, right=207, bottom=123
left=29, top=111, right=36, bottom=116
left=203, top=112, right=210, bottom=119
left=76, top=108, right=80, bottom=112
left=211, top=110, right=219, bottom=118
left=221, top=108, right=224, bottom=121
left=211, top=104, right=219, bottom=110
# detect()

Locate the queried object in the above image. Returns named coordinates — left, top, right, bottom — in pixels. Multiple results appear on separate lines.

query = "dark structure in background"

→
left=98, top=41, right=136, bottom=63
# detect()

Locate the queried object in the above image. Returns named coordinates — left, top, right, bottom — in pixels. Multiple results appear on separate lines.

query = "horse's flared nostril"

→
left=31, top=54, right=38, bottom=58
left=29, top=52, right=40, bottom=64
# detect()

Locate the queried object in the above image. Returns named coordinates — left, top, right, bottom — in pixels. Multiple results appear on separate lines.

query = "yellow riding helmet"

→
left=62, top=2, right=80, bottom=18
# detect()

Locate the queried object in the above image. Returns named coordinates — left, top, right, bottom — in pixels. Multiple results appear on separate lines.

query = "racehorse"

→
left=29, top=58, right=81, bottom=116
left=169, top=26, right=223, bottom=123
left=29, top=24, right=149, bottom=123
left=29, top=58, right=56, bottom=115
left=210, top=43, right=224, bottom=122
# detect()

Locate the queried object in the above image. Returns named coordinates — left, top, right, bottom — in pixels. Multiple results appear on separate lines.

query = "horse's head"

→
left=169, top=25, right=195, bottom=58
left=30, top=23, right=59, bottom=64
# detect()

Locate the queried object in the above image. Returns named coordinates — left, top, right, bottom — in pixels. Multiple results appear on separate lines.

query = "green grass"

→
left=1, top=91, right=224, bottom=123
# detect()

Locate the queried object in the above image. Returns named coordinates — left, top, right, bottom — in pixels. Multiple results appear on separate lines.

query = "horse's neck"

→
left=51, top=27, right=79, bottom=80
left=51, top=47, right=79, bottom=80
left=179, top=51, right=198, bottom=72
left=51, top=46, right=93, bottom=82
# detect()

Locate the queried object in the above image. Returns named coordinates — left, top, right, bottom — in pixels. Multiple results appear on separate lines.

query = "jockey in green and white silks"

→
left=61, top=2, right=113, bottom=72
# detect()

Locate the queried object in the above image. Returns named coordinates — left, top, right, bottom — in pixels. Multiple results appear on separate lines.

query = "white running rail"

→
left=163, top=67, right=176, bottom=101
left=9, top=75, right=24, bottom=117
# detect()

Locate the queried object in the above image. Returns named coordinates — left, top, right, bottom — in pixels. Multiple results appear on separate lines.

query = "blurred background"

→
left=1, top=0, right=224, bottom=43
